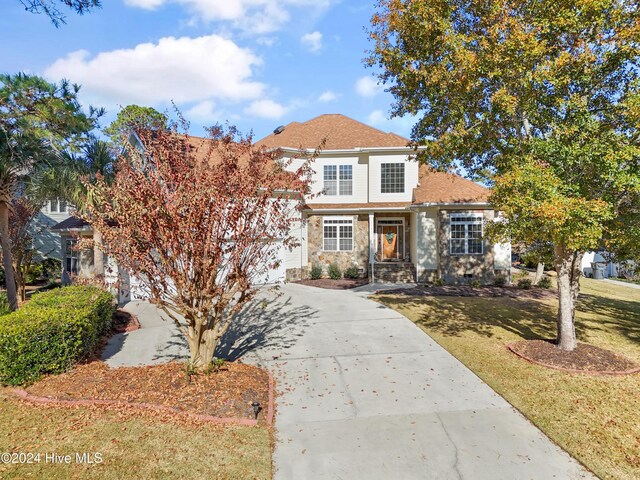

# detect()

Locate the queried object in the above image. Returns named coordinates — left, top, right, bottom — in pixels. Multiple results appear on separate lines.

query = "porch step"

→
left=373, top=262, right=416, bottom=283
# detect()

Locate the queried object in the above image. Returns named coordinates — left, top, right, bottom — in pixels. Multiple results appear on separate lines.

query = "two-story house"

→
left=257, top=114, right=511, bottom=284
left=52, top=113, right=510, bottom=300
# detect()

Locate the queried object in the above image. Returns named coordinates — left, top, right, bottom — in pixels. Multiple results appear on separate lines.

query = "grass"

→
left=0, top=393, right=272, bottom=479
left=375, top=277, right=640, bottom=480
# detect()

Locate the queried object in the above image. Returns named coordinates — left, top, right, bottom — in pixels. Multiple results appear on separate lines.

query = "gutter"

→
left=272, top=146, right=428, bottom=155
left=306, top=202, right=492, bottom=213
left=304, top=207, right=410, bottom=213
left=408, top=202, right=492, bottom=209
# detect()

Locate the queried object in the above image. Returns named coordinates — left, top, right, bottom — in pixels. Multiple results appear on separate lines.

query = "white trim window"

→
left=64, top=238, right=79, bottom=274
left=49, top=198, right=68, bottom=214
left=323, top=217, right=353, bottom=251
left=380, top=163, right=405, bottom=193
left=449, top=213, right=484, bottom=255
left=323, top=165, right=352, bottom=196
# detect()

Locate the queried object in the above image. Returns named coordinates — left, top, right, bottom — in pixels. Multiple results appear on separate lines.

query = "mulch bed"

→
left=381, top=284, right=556, bottom=299
left=25, top=360, right=270, bottom=422
left=508, top=340, right=640, bottom=375
left=111, top=308, right=141, bottom=333
left=294, top=278, right=369, bottom=290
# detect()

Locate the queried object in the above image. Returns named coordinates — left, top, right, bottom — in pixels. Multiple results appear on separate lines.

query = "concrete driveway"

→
left=236, top=283, right=594, bottom=480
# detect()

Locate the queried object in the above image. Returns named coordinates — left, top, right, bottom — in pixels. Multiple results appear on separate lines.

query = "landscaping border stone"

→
left=506, top=342, right=640, bottom=376
left=10, top=370, right=276, bottom=427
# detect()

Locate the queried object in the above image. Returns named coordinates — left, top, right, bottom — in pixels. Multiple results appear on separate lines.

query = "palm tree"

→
left=54, top=137, right=116, bottom=278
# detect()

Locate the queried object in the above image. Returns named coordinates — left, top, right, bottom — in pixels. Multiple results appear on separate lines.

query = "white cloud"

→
left=44, top=35, right=264, bottom=106
left=367, top=109, right=387, bottom=125
left=355, top=76, right=384, bottom=97
left=185, top=100, right=219, bottom=122
left=317, top=90, right=339, bottom=102
left=301, top=31, right=323, bottom=53
left=367, top=109, right=416, bottom=137
left=124, top=0, right=332, bottom=34
left=244, top=99, right=288, bottom=119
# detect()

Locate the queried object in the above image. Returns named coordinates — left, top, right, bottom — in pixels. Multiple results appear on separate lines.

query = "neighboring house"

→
left=256, top=114, right=511, bottom=284
left=31, top=198, right=73, bottom=260
left=581, top=251, right=636, bottom=279
left=52, top=114, right=511, bottom=300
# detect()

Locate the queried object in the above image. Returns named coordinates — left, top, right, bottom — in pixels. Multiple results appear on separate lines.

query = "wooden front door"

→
left=381, top=225, right=400, bottom=260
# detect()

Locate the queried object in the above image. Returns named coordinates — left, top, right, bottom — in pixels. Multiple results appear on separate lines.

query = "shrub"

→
left=310, top=264, right=323, bottom=280
left=344, top=266, right=360, bottom=279
left=41, top=258, right=62, bottom=280
left=537, top=276, right=552, bottom=289
left=517, top=278, right=532, bottom=290
left=328, top=263, right=342, bottom=280
left=0, top=286, right=115, bottom=385
left=470, top=279, right=481, bottom=288
left=24, top=263, right=44, bottom=284
left=494, top=274, right=507, bottom=287
left=0, top=293, right=9, bottom=317
left=514, top=270, right=529, bottom=280
left=434, top=278, right=445, bottom=287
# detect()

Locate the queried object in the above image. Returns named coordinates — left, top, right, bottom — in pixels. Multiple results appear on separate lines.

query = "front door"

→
left=381, top=225, right=400, bottom=259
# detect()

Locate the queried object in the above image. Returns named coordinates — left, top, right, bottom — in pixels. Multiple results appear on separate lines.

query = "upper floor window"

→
left=323, top=217, right=353, bottom=251
left=449, top=213, right=483, bottom=255
left=49, top=199, right=68, bottom=214
left=381, top=163, right=405, bottom=193
left=324, top=165, right=352, bottom=196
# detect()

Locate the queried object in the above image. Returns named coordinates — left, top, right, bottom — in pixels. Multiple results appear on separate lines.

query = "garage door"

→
left=252, top=241, right=286, bottom=285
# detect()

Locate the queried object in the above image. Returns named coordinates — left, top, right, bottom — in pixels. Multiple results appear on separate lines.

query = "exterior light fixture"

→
left=252, top=401, right=262, bottom=419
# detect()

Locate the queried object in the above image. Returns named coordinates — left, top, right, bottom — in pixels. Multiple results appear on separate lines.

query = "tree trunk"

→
left=534, top=262, right=544, bottom=285
left=553, top=245, right=583, bottom=351
left=187, top=328, right=219, bottom=368
left=14, top=264, right=25, bottom=304
left=0, top=202, right=18, bottom=311
left=93, top=229, right=104, bottom=278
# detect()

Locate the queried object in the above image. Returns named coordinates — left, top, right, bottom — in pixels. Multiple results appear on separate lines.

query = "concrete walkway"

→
left=240, top=283, right=594, bottom=480
left=102, top=301, right=188, bottom=367
left=603, top=278, right=640, bottom=290
left=102, top=286, right=593, bottom=479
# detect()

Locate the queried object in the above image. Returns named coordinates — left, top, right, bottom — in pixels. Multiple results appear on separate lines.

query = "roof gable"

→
left=413, top=165, right=490, bottom=204
left=255, top=114, right=409, bottom=150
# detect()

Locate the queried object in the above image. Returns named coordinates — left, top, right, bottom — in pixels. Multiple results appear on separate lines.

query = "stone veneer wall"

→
left=307, top=214, right=370, bottom=276
left=438, top=209, right=496, bottom=285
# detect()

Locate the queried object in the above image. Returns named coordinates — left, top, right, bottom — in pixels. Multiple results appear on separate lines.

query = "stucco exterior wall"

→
left=415, top=208, right=439, bottom=282
left=307, top=214, right=369, bottom=276
left=438, top=209, right=496, bottom=284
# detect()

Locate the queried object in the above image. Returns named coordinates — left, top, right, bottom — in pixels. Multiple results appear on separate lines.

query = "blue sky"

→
left=0, top=0, right=417, bottom=140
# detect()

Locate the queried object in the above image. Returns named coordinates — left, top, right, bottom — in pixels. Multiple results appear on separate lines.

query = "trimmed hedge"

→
left=0, top=286, right=115, bottom=386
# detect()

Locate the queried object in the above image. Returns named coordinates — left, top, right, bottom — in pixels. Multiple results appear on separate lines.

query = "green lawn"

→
left=375, top=278, right=640, bottom=480
left=0, top=393, right=272, bottom=479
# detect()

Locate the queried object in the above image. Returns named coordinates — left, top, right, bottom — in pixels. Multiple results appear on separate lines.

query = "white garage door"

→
left=252, top=241, right=286, bottom=285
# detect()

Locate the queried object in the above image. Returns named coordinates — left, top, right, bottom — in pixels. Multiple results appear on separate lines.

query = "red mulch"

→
left=111, top=309, right=141, bottom=333
left=295, top=278, right=369, bottom=290
left=384, top=284, right=556, bottom=299
left=509, top=340, right=640, bottom=375
left=25, top=360, right=270, bottom=421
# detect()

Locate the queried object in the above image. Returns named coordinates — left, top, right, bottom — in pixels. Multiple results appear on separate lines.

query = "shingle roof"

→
left=412, top=165, right=490, bottom=204
left=50, top=216, right=91, bottom=231
left=256, top=114, right=410, bottom=150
